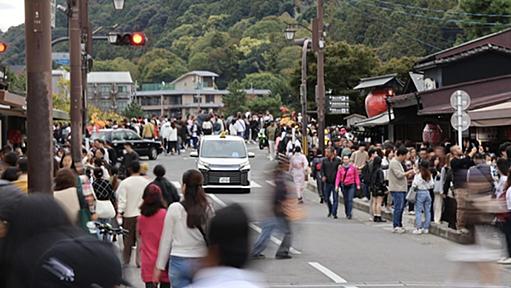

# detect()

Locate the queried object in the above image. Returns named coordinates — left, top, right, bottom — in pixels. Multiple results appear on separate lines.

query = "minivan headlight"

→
left=198, top=160, right=210, bottom=170
left=240, top=160, right=250, bottom=171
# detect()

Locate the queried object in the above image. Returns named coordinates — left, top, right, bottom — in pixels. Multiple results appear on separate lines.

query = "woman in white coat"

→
left=289, top=146, right=308, bottom=203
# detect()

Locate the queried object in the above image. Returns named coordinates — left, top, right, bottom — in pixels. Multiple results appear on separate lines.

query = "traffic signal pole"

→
left=69, top=0, right=83, bottom=166
left=25, top=0, right=54, bottom=193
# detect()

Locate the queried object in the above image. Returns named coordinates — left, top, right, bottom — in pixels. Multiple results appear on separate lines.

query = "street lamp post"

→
left=316, top=0, right=326, bottom=154
left=300, top=39, right=311, bottom=156
left=284, top=25, right=310, bottom=155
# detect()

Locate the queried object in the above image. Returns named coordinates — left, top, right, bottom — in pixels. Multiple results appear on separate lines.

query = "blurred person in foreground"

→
left=9, top=195, right=129, bottom=288
left=189, top=204, right=264, bottom=288
left=252, top=154, right=298, bottom=260
left=0, top=181, right=26, bottom=287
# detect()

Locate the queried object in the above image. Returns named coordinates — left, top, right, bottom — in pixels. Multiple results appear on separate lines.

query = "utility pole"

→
left=316, top=0, right=326, bottom=153
left=69, top=0, right=83, bottom=165
left=81, top=0, right=90, bottom=136
left=25, top=0, right=54, bottom=193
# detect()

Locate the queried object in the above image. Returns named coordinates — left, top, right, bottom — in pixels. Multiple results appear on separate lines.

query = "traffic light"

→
left=0, top=42, right=7, bottom=53
left=108, top=32, right=146, bottom=46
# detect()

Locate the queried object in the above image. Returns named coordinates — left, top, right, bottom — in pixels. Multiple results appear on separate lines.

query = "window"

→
left=168, top=95, right=182, bottom=105
left=117, top=85, right=128, bottom=93
left=206, top=95, right=215, bottom=103
left=193, top=95, right=202, bottom=104
left=200, top=140, right=247, bottom=158
left=112, top=131, right=125, bottom=141
left=125, top=130, right=141, bottom=140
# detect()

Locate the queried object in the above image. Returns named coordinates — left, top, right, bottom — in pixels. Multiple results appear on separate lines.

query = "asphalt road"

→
left=123, top=143, right=511, bottom=288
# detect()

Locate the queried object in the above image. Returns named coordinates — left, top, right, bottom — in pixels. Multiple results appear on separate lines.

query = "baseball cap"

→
left=33, top=236, right=131, bottom=288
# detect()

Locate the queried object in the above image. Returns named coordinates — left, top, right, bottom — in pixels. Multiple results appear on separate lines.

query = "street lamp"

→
left=112, top=0, right=125, bottom=10
left=284, top=26, right=296, bottom=41
left=107, top=32, right=118, bottom=44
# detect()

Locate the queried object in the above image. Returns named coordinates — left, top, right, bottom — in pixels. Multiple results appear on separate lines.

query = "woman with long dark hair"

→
left=138, top=184, right=170, bottom=288
left=411, top=160, right=434, bottom=234
left=369, top=156, right=386, bottom=222
left=154, top=169, right=213, bottom=288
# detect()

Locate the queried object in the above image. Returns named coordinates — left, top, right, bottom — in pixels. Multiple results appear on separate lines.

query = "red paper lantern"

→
left=422, top=124, right=443, bottom=145
left=365, top=89, right=389, bottom=118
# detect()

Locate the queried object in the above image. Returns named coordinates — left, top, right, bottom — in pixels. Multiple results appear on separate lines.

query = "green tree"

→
left=240, top=72, right=290, bottom=97
left=122, top=101, right=144, bottom=119
left=52, top=79, right=70, bottom=113
left=93, top=57, right=139, bottom=80
left=223, top=80, right=247, bottom=116
left=137, top=48, right=188, bottom=82
left=459, top=0, right=511, bottom=39
left=247, top=96, right=282, bottom=116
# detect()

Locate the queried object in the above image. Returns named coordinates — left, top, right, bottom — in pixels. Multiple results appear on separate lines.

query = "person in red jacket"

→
left=335, top=155, right=361, bottom=220
left=137, top=184, right=170, bottom=288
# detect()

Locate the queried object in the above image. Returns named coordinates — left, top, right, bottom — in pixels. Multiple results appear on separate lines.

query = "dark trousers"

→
left=498, top=220, right=511, bottom=258
left=443, top=197, right=457, bottom=230
left=342, top=184, right=356, bottom=218
left=323, top=183, right=338, bottom=217
left=123, top=216, right=139, bottom=265
left=315, top=174, right=324, bottom=200
left=165, top=140, right=179, bottom=154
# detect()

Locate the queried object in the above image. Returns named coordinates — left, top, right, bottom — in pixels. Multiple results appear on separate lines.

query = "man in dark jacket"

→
left=321, top=147, right=341, bottom=218
left=120, top=143, right=139, bottom=179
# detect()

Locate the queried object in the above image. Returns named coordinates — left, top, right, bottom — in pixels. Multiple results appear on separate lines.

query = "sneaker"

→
left=497, top=257, right=511, bottom=265
left=333, top=215, right=338, bottom=219
left=412, top=229, right=422, bottom=235
left=422, top=229, right=429, bottom=234
left=327, top=213, right=332, bottom=218
left=252, top=254, right=266, bottom=260
left=397, top=227, right=406, bottom=234
left=361, top=197, right=369, bottom=202
left=408, top=211, right=416, bottom=215
left=275, top=253, right=292, bottom=259
left=320, top=198, right=324, bottom=204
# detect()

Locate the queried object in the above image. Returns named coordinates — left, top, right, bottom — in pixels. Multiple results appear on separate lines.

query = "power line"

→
left=373, top=0, right=511, bottom=18
left=350, top=0, right=510, bottom=27
left=339, top=0, right=444, bottom=51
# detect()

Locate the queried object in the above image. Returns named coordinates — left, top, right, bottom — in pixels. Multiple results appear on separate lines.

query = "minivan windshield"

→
left=201, top=140, right=247, bottom=158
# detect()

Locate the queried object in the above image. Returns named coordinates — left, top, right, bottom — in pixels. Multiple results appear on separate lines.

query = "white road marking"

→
left=266, top=180, right=276, bottom=187
left=308, top=262, right=349, bottom=284
left=208, top=193, right=301, bottom=255
left=251, top=180, right=262, bottom=188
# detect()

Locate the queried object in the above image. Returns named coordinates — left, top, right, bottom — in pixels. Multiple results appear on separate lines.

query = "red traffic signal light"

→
left=109, top=32, right=147, bottom=46
left=0, top=42, right=7, bottom=53
left=130, top=32, right=146, bottom=46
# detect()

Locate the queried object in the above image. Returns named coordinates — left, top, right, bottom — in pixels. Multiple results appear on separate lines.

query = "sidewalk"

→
left=306, top=181, right=472, bottom=244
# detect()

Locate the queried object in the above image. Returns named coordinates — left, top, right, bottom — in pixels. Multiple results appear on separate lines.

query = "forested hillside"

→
left=1, top=0, right=511, bottom=112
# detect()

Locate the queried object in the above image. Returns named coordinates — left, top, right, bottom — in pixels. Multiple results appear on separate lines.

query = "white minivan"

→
left=190, top=134, right=255, bottom=193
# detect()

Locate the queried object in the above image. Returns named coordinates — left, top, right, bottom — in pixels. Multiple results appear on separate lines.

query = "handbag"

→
left=406, top=185, right=417, bottom=203
left=75, top=176, right=91, bottom=231
left=95, top=199, right=116, bottom=219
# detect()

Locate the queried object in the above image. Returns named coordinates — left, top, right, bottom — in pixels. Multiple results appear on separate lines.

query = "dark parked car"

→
left=91, top=129, right=163, bottom=160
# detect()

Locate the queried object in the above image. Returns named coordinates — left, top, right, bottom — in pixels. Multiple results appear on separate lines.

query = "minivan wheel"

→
left=149, top=148, right=158, bottom=160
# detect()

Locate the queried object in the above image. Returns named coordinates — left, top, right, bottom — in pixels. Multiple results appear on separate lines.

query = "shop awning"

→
left=353, top=111, right=394, bottom=127
left=417, top=75, right=511, bottom=115
left=469, top=101, right=511, bottom=127
left=0, top=90, right=25, bottom=107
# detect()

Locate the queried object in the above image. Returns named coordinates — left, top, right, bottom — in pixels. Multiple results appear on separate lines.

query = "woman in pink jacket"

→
left=335, top=155, right=361, bottom=219
left=137, top=184, right=170, bottom=288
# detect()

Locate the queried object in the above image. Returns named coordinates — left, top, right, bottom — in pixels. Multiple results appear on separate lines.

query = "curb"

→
left=306, top=181, right=472, bottom=244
